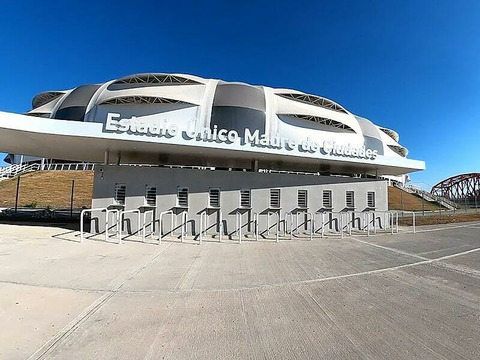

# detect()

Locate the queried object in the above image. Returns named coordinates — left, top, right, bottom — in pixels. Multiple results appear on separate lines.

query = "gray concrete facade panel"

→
left=213, top=84, right=266, bottom=111
left=54, top=85, right=101, bottom=121
left=91, top=165, right=387, bottom=237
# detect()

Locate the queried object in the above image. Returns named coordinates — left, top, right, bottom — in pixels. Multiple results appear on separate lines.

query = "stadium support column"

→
left=252, top=160, right=259, bottom=172
left=104, top=150, right=110, bottom=165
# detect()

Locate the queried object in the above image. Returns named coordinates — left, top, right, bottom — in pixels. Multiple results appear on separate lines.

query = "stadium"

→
left=0, top=73, right=425, bottom=238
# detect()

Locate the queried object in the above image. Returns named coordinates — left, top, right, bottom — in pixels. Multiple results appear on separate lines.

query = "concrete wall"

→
left=91, top=165, right=387, bottom=237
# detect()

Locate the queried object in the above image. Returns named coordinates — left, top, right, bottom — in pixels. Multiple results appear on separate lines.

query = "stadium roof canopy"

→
left=0, top=73, right=424, bottom=176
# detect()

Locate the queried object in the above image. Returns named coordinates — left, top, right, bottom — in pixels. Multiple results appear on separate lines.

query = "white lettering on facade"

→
left=103, top=113, right=380, bottom=160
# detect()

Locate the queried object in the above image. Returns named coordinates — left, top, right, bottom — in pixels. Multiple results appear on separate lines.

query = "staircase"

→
left=0, top=163, right=40, bottom=181
left=395, top=184, right=458, bottom=210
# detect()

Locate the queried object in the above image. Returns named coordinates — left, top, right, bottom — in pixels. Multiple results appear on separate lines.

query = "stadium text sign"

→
left=104, top=112, right=379, bottom=160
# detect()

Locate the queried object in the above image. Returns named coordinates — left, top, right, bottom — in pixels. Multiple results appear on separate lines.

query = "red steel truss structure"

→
left=431, top=173, right=480, bottom=201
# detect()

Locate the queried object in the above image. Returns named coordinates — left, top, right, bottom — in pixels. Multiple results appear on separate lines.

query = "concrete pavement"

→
left=0, top=222, right=479, bottom=359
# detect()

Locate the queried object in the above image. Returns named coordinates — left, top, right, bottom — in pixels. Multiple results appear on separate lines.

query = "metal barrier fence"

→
left=79, top=209, right=413, bottom=245
left=198, top=210, right=223, bottom=244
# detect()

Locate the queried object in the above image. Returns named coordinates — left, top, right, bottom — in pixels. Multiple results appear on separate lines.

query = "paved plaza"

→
left=0, top=222, right=479, bottom=359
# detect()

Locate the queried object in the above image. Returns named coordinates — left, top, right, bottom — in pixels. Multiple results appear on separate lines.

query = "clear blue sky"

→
left=0, top=0, right=478, bottom=189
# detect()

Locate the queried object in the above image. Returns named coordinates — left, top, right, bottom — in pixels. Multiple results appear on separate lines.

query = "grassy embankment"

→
left=388, top=186, right=443, bottom=211
left=389, top=186, right=480, bottom=225
left=0, top=171, right=94, bottom=209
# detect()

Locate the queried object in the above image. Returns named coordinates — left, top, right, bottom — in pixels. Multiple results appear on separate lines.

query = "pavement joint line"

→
left=349, top=236, right=429, bottom=261
left=117, top=245, right=480, bottom=295
left=419, top=244, right=472, bottom=256
left=27, top=242, right=174, bottom=360
left=26, top=291, right=116, bottom=360
left=349, top=236, right=480, bottom=278
left=0, top=279, right=109, bottom=293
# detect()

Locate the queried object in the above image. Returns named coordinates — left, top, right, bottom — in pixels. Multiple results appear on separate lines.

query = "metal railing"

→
left=340, top=212, right=352, bottom=238
left=78, top=208, right=411, bottom=246
left=159, top=211, right=187, bottom=244
left=314, top=211, right=342, bottom=237
left=158, top=210, right=174, bottom=244
left=142, top=209, right=155, bottom=242
left=180, top=212, right=188, bottom=242
left=198, top=211, right=207, bottom=244
left=0, top=162, right=96, bottom=182
left=263, top=211, right=280, bottom=242
left=365, top=211, right=400, bottom=235
left=312, top=210, right=403, bottom=238
left=120, top=209, right=141, bottom=242
left=79, top=207, right=123, bottom=244
left=235, top=212, right=261, bottom=243
left=235, top=212, right=243, bottom=244
left=105, top=208, right=121, bottom=243
left=314, top=212, right=331, bottom=238
left=41, top=162, right=96, bottom=171
left=253, top=212, right=259, bottom=241
left=80, top=207, right=107, bottom=243
left=285, top=211, right=313, bottom=240
left=0, top=163, right=40, bottom=181
left=198, top=211, right=222, bottom=244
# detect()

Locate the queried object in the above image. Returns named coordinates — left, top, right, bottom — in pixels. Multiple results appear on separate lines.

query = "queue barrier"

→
left=198, top=210, right=223, bottom=244
left=158, top=210, right=174, bottom=244
left=80, top=207, right=106, bottom=243
left=234, top=211, right=258, bottom=243
left=284, top=212, right=293, bottom=239
left=80, top=207, right=121, bottom=244
left=313, top=211, right=341, bottom=237
left=105, top=208, right=121, bottom=243
left=253, top=212, right=259, bottom=241
left=80, top=207, right=410, bottom=245
left=284, top=211, right=313, bottom=241
left=118, top=208, right=157, bottom=243
left=120, top=209, right=141, bottom=243
left=312, top=210, right=403, bottom=238
left=158, top=211, right=189, bottom=244
left=314, top=212, right=329, bottom=238
left=172, top=211, right=188, bottom=240
left=265, top=211, right=280, bottom=242
left=368, top=210, right=400, bottom=234
left=142, top=209, right=155, bottom=242
left=235, top=212, right=243, bottom=243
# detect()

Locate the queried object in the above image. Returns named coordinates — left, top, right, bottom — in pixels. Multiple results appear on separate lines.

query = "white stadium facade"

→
left=0, top=73, right=424, bottom=238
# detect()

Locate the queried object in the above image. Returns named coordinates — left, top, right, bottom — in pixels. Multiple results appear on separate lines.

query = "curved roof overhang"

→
left=0, top=111, right=425, bottom=176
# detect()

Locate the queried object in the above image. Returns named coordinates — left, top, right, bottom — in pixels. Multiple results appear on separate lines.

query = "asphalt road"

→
left=0, top=222, right=479, bottom=359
